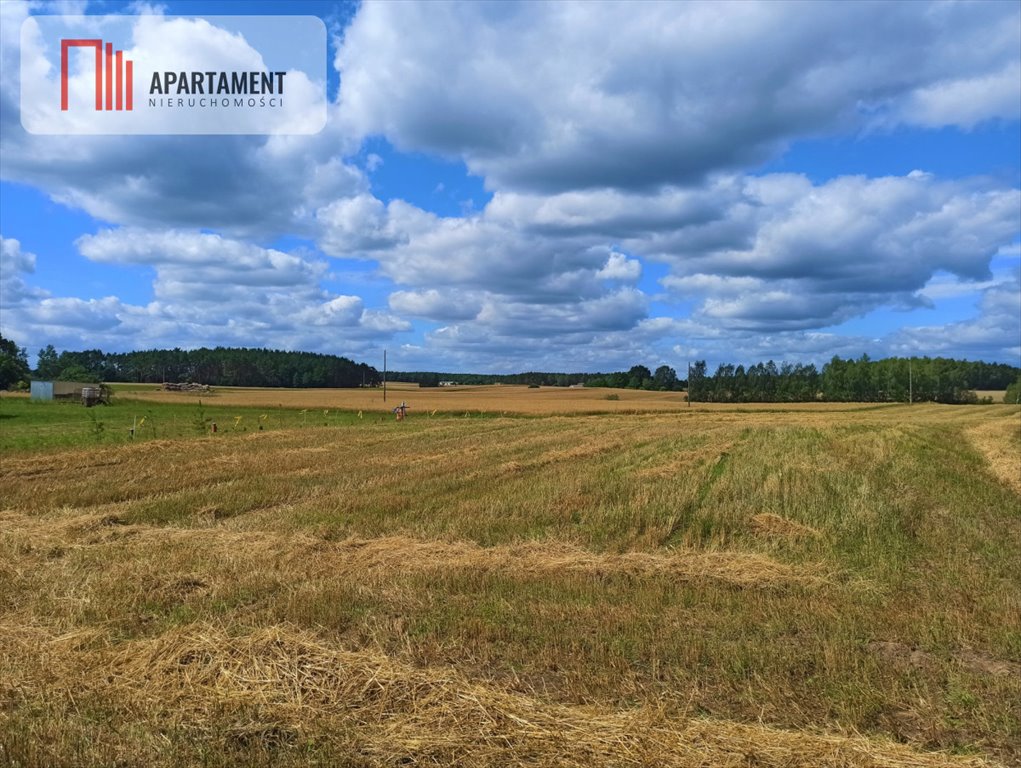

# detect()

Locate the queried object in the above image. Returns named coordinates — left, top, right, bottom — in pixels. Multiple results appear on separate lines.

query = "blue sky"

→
left=1, top=0, right=1019, bottom=373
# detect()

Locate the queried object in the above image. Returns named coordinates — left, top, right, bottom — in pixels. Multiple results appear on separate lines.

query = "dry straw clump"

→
left=750, top=513, right=823, bottom=541
left=7, top=622, right=1002, bottom=768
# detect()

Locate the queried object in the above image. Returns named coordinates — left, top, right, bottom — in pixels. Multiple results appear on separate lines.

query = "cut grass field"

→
left=1, top=388, right=1019, bottom=767
left=110, top=380, right=698, bottom=414
left=108, top=380, right=926, bottom=414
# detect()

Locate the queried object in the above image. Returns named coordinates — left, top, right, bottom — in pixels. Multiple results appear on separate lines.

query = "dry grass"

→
left=117, top=382, right=916, bottom=415
left=1, top=621, right=1001, bottom=768
left=0, top=508, right=826, bottom=589
left=750, top=512, right=823, bottom=541
left=2, top=399, right=1020, bottom=766
left=965, top=414, right=1021, bottom=495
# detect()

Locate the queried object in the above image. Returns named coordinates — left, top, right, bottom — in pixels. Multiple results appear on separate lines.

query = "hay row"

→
left=2, top=508, right=827, bottom=589
left=315, top=535, right=828, bottom=588
left=0, top=622, right=1000, bottom=768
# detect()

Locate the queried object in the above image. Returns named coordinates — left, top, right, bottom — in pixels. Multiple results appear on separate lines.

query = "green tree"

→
left=0, top=334, right=30, bottom=389
left=57, top=364, right=99, bottom=383
left=36, top=344, right=60, bottom=378
left=688, top=361, right=707, bottom=402
left=652, top=365, right=678, bottom=391
left=626, top=365, right=651, bottom=389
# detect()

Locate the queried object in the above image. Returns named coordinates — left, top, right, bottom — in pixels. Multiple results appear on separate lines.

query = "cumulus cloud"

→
left=596, top=252, right=641, bottom=282
left=78, top=229, right=327, bottom=291
left=319, top=199, right=624, bottom=301
left=318, top=194, right=657, bottom=345
left=2, top=228, right=409, bottom=354
left=891, top=271, right=1021, bottom=362
left=893, top=62, right=1021, bottom=130
left=316, top=195, right=407, bottom=253
left=388, top=289, right=483, bottom=321
left=473, top=288, right=647, bottom=336
left=651, top=173, right=1020, bottom=329
left=0, top=235, right=47, bottom=308
left=485, top=182, right=737, bottom=237
left=337, top=1, right=1020, bottom=192
left=311, top=164, right=1020, bottom=364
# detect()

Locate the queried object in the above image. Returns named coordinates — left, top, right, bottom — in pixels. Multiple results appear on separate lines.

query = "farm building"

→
left=30, top=380, right=94, bottom=401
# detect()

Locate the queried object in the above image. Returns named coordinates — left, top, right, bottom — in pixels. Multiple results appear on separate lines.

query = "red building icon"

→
left=60, top=39, right=133, bottom=111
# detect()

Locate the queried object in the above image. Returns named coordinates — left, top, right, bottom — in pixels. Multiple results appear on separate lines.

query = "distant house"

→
left=30, top=380, right=93, bottom=401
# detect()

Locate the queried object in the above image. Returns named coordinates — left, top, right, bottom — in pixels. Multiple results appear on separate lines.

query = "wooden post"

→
left=383, top=349, right=387, bottom=404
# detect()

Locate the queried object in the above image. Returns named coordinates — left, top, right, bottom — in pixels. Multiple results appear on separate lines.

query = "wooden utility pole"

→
left=383, top=349, right=387, bottom=403
left=687, top=361, right=691, bottom=407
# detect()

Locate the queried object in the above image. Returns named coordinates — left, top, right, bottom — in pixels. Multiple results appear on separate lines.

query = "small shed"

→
left=29, top=381, right=53, bottom=400
left=30, top=380, right=94, bottom=401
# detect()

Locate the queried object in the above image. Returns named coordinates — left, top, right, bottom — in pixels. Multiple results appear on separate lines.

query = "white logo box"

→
left=21, top=14, right=327, bottom=135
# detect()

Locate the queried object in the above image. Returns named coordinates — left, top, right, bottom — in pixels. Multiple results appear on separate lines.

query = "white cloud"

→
left=885, top=62, right=1021, bottom=130
left=316, top=194, right=405, bottom=254
left=596, top=252, right=641, bottom=281
left=649, top=173, right=1020, bottom=329
left=0, top=235, right=47, bottom=308
left=26, top=296, right=125, bottom=332
left=2, top=227, right=409, bottom=354
left=338, top=1, right=1020, bottom=192
left=916, top=273, right=1005, bottom=302
left=474, top=288, right=647, bottom=337
left=891, top=272, right=1021, bottom=362
left=388, top=289, right=482, bottom=321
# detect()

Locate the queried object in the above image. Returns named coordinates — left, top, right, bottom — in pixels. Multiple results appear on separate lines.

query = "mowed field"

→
left=117, top=381, right=697, bottom=414
left=1, top=388, right=1019, bottom=767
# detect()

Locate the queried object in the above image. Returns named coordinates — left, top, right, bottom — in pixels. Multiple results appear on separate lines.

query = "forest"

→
left=687, top=356, right=1020, bottom=404
left=27, top=344, right=379, bottom=389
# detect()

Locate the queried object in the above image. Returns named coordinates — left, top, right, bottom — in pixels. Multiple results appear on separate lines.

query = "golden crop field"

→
left=117, top=381, right=693, bottom=414
left=113, top=381, right=925, bottom=415
left=2, top=390, right=1020, bottom=767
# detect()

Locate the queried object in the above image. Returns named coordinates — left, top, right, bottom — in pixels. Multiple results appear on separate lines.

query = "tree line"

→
left=2, top=335, right=1017, bottom=402
left=688, top=355, right=1020, bottom=404
left=393, top=365, right=683, bottom=390
left=26, top=344, right=379, bottom=389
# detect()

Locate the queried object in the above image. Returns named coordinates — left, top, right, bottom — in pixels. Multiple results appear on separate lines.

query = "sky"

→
left=1, top=0, right=1019, bottom=374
